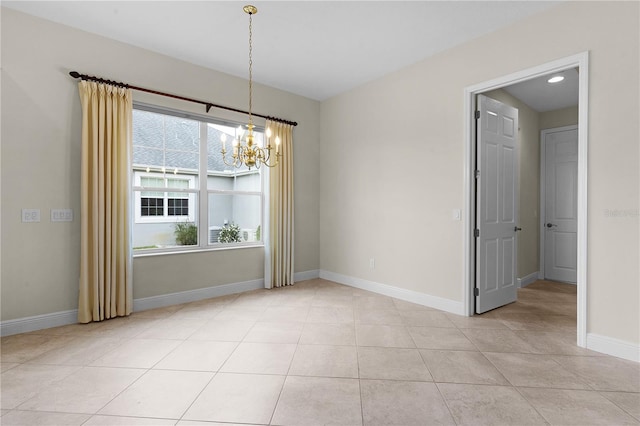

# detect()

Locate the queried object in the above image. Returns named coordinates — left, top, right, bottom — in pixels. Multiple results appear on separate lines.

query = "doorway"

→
left=463, top=52, right=589, bottom=347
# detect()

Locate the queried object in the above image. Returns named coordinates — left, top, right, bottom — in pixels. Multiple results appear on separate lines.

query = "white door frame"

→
left=463, top=52, right=589, bottom=347
left=539, top=125, right=579, bottom=283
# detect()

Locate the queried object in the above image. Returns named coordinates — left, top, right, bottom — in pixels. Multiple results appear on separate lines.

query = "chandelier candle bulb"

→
left=221, top=133, right=227, bottom=151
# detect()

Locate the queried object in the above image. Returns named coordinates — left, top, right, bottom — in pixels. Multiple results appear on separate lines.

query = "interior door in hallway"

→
left=543, top=126, right=578, bottom=284
left=475, top=95, right=519, bottom=314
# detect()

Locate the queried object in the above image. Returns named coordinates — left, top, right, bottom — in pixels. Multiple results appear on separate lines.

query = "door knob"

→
left=514, top=227, right=522, bottom=232
left=546, top=223, right=557, bottom=228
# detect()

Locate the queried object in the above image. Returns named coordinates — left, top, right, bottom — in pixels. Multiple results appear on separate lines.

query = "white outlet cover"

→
left=22, top=209, right=41, bottom=222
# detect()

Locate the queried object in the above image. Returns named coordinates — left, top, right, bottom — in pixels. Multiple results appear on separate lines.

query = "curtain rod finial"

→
left=69, top=71, right=81, bottom=79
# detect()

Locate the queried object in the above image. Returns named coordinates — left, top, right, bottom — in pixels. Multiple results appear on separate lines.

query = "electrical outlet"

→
left=51, top=209, right=73, bottom=222
left=22, top=209, right=41, bottom=223
left=369, top=258, right=375, bottom=269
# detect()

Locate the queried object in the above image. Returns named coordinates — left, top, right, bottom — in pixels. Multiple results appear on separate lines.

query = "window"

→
left=132, top=107, right=264, bottom=252
left=135, top=174, right=196, bottom=222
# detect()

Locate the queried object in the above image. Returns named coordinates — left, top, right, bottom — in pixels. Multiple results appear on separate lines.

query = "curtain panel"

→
left=77, top=81, right=133, bottom=323
left=266, top=120, right=295, bottom=288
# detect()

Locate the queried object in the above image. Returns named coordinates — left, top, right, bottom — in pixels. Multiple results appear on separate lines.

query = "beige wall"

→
left=483, top=89, right=541, bottom=280
left=540, top=106, right=579, bottom=130
left=320, top=2, right=639, bottom=344
left=0, top=8, right=320, bottom=319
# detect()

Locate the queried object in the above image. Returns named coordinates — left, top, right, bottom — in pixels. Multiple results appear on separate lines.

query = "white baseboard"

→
left=0, top=271, right=323, bottom=337
left=1, top=278, right=265, bottom=337
left=319, top=270, right=465, bottom=315
left=517, top=271, right=540, bottom=288
left=0, top=309, right=79, bottom=337
left=587, top=333, right=640, bottom=363
left=294, top=269, right=320, bottom=282
left=133, top=279, right=264, bottom=312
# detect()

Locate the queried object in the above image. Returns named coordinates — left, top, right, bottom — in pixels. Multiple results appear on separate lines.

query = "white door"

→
left=475, top=95, right=519, bottom=314
left=543, top=126, right=578, bottom=283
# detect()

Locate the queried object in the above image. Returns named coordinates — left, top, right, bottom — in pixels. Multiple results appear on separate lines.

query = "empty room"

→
left=1, top=1, right=639, bottom=425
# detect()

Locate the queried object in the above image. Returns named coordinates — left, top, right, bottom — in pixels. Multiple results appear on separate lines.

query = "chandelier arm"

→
left=221, top=153, right=238, bottom=168
left=261, top=149, right=280, bottom=168
left=262, top=155, right=280, bottom=168
left=221, top=149, right=242, bottom=168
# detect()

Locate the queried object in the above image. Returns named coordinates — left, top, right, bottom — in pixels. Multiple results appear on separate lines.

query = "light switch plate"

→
left=51, top=209, right=73, bottom=222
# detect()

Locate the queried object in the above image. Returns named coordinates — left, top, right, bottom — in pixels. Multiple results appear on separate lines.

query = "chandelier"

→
left=221, top=4, right=280, bottom=170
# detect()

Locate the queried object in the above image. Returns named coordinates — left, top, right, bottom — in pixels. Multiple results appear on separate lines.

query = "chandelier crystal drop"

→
left=220, top=4, right=280, bottom=170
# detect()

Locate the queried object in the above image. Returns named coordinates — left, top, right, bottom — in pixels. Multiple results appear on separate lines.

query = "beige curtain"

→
left=77, top=81, right=133, bottom=323
left=267, top=120, right=295, bottom=288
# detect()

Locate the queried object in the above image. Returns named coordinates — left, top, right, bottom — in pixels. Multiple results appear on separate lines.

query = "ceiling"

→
left=504, top=67, right=579, bottom=112
left=4, top=1, right=566, bottom=102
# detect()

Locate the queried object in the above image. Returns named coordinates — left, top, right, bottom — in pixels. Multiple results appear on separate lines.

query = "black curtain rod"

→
left=68, top=71, right=298, bottom=127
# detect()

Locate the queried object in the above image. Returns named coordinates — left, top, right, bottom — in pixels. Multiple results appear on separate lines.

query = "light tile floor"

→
left=1, top=279, right=639, bottom=425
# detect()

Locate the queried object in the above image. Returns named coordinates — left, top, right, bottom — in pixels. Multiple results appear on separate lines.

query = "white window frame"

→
left=132, top=103, right=265, bottom=254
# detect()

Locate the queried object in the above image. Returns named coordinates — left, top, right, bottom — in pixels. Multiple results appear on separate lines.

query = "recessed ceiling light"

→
left=547, top=75, right=565, bottom=83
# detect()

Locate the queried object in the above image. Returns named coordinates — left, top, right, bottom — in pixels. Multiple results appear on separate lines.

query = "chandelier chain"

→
left=248, top=11, right=253, bottom=126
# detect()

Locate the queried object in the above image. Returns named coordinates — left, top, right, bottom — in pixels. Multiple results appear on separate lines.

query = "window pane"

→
left=208, top=193, right=261, bottom=244
left=133, top=191, right=198, bottom=249
left=140, top=176, right=165, bottom=197
left=133, top=110, right=200, bottom=177
left=173, top=221, right=198, bottom=247
left=207, top=123, right=261, bottom=173
left=168, top=198, right=189, bottom=216
left=133, top=110, right=163, bottom=149
left=206, top=124, right=228, bottom=173
left=207, top=123, right=264, bottom=191
left=167, top=178, right=191, bottom=198
left=141, top=197, right=164, bottom=216
left=207, top=171, right=261, bottom=192
left=141, top=176, right=164, bottom=187
left=167, top=178, right=189, bottom=189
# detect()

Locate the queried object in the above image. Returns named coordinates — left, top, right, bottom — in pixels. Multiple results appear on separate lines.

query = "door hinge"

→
left=474, top=169, right=480, bottom=179
left=475, top=111, right=480, bottom=119
left=474, top=229, right=479, bottom=238
left=474, top=288, right=479, bottom=296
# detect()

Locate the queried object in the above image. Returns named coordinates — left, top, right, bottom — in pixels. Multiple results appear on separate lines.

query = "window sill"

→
left=133, top=242, right=264, bottom=258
